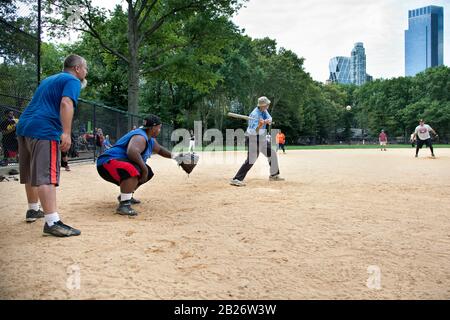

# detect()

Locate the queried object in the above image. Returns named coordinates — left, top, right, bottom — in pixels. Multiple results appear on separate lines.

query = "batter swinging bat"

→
left=227, top=112, right=275, bottom=125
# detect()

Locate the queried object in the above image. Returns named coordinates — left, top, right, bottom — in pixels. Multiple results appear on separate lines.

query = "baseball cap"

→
left=142, top=114, right=162, bottom=128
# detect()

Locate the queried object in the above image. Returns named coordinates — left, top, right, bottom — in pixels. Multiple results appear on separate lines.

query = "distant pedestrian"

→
left=0, top=110, right=19, bottom=165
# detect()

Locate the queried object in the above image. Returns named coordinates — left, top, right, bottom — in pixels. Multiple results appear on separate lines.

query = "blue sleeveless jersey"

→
left=97, top=128, right=154, bottom=166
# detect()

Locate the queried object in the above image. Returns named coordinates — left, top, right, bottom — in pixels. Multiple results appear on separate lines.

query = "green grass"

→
left=285, top=144, right=450, bottom=150
left=187, top=144, right=450, bottom=152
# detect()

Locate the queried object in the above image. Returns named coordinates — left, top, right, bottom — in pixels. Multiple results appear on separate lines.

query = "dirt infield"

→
left=1, top=148, right=449, bottom=299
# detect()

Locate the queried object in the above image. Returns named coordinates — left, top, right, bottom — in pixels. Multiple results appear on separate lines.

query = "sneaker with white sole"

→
left=230, top=179, right=246, bottom=187
left=26, top=209, right=45, bottom=223
left=43, top=221, right=81, bottom=237
left=269, top=175, right=285, bottom=181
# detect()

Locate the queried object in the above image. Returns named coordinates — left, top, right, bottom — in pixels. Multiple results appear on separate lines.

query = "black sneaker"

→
left=26, top=209, right=45, bottom=223
left=117, top=195, right=141, bottom=204
left=116, top=201, right=138, bottom=216
left=43, top=221, right=81, bottom=237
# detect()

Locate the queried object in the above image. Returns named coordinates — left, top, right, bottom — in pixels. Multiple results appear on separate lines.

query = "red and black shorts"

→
left=97, top=159, right=154, bottom=186
left=18, top=136, right=60, bottom=186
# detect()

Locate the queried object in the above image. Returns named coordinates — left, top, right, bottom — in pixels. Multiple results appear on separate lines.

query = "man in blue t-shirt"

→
left=16, top=54, right=88, bottom=237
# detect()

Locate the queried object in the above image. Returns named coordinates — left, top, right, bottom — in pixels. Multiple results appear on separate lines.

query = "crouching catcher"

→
left=96, top=114, right=198, bottom=216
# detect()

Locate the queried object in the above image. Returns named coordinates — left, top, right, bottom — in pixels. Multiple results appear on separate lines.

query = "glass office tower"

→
left=328, top=43, right=371, bottom=85
left=328, top=56, right=352, bottom=84
left=350, top=42, right=367, bottom=86
left=405, top=6, right=444, bottom=76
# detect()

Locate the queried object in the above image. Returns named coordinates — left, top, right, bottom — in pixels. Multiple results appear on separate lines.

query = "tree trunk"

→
left=127, top=3, right=140, bottom=128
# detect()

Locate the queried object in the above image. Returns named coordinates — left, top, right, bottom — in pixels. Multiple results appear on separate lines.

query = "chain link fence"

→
left=0, top=0, right=40, bottom=165
left=73, top=99, right=173, bottom=163
left=0, top=99, right=174, bottom=166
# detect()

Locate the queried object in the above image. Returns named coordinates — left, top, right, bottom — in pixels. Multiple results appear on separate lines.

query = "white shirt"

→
left=415, top=124, right=433, bottom=140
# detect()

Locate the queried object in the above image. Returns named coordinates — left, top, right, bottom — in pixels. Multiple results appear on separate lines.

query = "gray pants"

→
left=233, top=135, right=280, bottom=181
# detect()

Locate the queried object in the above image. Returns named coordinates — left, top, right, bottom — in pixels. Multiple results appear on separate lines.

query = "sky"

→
left=232, top=0, right=449, bottom=82
left=92, top=0, right=449, bottom=82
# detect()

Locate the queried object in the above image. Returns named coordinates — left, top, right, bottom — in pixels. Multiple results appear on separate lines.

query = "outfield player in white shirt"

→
left=413, top=119, right=438, bottom=158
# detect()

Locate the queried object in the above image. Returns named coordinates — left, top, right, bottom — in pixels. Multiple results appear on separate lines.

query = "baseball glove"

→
left=174, top=152, right=199, bottom=174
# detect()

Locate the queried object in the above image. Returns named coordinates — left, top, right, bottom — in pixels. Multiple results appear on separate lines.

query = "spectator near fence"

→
left=60, top=133, right=78, bottom=172
left=0, top=110, right=19, bottom=165
left=95, top=128, right=105, bottom=157
left=103, top=135, right=112, bottom=150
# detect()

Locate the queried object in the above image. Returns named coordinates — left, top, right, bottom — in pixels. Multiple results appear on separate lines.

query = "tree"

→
left=45, top=0, right=245, bottom=125
left=0, top=0, right=39, bottom=109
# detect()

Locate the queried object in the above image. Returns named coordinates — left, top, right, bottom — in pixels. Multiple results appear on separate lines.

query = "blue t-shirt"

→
left=16, top=72, right=81, bottom=141
left=97, top=128, right=155, bottom=166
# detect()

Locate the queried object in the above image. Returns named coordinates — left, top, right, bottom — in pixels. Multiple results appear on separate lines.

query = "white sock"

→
left=28, top=203, right=40, bottom=211
left=45, top=212, right=60, bottom=227
left=120, top=193, right=132, bottom=202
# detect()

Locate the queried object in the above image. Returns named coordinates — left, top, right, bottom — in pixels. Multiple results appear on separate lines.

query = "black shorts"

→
left=97, top=159, right=154, bottom=186
left=417, top=138, right=432, bottom=149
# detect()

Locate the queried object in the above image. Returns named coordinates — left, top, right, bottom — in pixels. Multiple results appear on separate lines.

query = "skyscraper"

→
left=405, top=5, right=444, bottom=76
left=328, top=56, right=352, bottom=84
left=350, top=42, right=367, bottom=86
left=328, top=43, right=370, bottom=86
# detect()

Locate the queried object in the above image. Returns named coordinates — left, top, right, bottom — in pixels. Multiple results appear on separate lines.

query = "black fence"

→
left=0, top=98, right=174, bottom=166
left=72, top=99, right=174, bottom=162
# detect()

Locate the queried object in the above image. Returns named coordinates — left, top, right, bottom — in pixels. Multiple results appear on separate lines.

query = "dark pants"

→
left=233, top=135, right=280, bottom=181
left=278, top=143, right=286, bottom=153
left=416, top=138, right=434, bottom=155
left=2, top=135, right=18, bottom=159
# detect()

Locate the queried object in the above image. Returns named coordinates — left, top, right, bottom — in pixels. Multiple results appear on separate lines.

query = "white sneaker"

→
left=230, top=179, right=246, bottom=187
left=269, top=175, right=285, bottom=181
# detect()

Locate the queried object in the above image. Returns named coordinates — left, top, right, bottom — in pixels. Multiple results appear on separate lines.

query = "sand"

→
left=0, top=148, right=449, bottom=299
